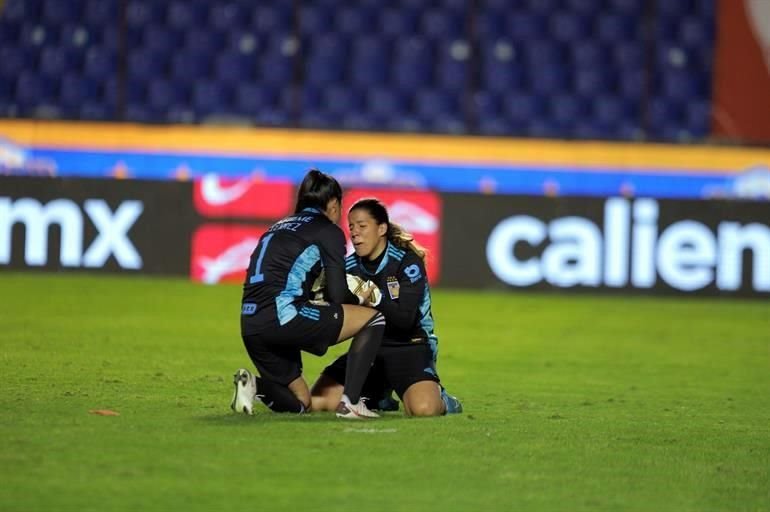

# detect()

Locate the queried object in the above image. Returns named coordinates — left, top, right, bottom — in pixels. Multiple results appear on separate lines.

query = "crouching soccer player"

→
left=231, top=170, right=384, bottom=419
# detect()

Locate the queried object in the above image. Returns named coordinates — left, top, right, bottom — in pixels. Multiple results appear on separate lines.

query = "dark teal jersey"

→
left=241, top=207, right=356, bottom=334
left=346, top=242, right=438, bottom=357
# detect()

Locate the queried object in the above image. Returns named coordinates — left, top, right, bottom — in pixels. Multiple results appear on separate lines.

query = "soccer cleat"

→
left=335, top=395, right=380, bottom=419
left=441, top=388, right=463, bottom=415
left=231, top=368, right=257, bottom=415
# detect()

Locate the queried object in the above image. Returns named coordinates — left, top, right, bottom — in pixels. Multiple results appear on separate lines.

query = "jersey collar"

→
left=358, top=241, right=392, bottom=276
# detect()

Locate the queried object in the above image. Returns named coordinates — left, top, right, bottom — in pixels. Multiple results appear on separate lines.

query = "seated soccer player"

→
left=310, top=198, right=463, bottom=416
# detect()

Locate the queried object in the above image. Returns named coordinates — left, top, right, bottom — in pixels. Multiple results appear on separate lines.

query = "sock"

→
left=257, top=379, right=306, bottom=413
left=343, top=312, right=386, bottom=403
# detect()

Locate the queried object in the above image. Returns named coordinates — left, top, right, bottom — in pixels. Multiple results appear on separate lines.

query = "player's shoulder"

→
left=393, top=246, right=426, bottom=281
left=385, top=243, right=409, bottom=263
left=345, top=252, right=360, bottom=273
left=392, top=245, right=423, bottom=267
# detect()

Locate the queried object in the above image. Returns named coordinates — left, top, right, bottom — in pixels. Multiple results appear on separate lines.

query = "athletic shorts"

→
left=321, top=343, right=440, bottom=399
left=242, top=301, right=344, bottom=386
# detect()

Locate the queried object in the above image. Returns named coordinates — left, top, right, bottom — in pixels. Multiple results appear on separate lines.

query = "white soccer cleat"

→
left=231, top=368, right=257, bottom=415
left=335, top=395, right=380, bottom=419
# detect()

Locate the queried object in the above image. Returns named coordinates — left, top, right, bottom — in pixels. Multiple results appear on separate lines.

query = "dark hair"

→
left=349, top=198, right=427, bottom=262
left=294, top=168, right=343, bottom=213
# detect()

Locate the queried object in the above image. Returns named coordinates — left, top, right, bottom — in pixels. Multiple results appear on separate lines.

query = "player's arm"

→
left=374, top=254, right=426, bottom=329
left=319, top=224, right=359, bottom=304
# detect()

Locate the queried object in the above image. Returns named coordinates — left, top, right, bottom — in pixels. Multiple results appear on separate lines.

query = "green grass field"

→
left=1, top=272, right=768, bottom=512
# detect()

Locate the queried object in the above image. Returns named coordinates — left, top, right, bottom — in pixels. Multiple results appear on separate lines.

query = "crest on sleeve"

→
left=403, top=264, right=422, bottom=283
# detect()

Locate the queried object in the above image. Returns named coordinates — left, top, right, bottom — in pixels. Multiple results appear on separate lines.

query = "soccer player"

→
left=310, top=198, right=463, bottom=416
left=231, top=170, right=385, bottom=419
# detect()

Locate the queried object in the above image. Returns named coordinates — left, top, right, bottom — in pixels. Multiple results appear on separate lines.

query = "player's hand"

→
left=362, top=281, right=382, bottom=307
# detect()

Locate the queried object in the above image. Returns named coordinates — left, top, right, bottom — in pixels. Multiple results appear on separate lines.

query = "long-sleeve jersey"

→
left=241, top=207, right=357, bottom=335
left=345, top=242, right=438, bottom=359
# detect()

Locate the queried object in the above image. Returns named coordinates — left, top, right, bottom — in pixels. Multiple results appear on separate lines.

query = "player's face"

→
left=348, top=208, right=387, bottom=260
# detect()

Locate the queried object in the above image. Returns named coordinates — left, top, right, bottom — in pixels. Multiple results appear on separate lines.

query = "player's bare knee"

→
left=407, top=399, right=442, bottom=417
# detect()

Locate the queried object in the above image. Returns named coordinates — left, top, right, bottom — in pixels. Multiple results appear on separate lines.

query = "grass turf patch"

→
left=1, top=272, right=768, bottom=511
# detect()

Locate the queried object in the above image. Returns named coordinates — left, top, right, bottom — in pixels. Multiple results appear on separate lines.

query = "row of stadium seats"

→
left=0, top=0, right=716, bottom=142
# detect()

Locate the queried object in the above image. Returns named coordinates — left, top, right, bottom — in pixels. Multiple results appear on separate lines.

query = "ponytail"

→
left=387, top=222, right=427, bottom=262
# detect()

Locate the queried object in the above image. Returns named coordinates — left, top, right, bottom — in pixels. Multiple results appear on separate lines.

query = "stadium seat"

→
left=475, top=10, right=506, bottom=40
left=366, top=88, right=409, bottom=117
left=436, top=41, right=470, bottom=91
left=253, top=4, right=294, bottom=33
left=258, top=51, right=295, bottom=86
left=298, top=5, right=332, bottom=35
left=59, top=73, right=98, bottom=112
left=649, top=97, right=684, bottom=131
left=657, top=0, right=692, bottom=18
left=83, top=0, right=117, bottom=25
left=79, top=101, right=114, bottom=121
left=192, top=80, right=232, bottom=117
left=613, top=41, right=644, bottom=70
left=210, top=2, right=248, bottom=31
left=184, top=30, right=223, bottom=60
left=299, top=110, right=337, bottom=130
left=477, top=116, right=517, bottom=136
left=148, top=79, right=190, bottom=112
left=323, top=86, right=365, bottom=116
left=471, top=90, right=501, bottom=120
left=549, top=94, right=590, bottom=125
left=215, top=50, right=256, bottom=85
left=686, top=100, right=711, bottom=137
left=166, top=1, right=208, bottom=31
left=0, top=20, right=21, bottom=45
left=336, top=6, right=377, bottom=34
left=482, top=56, right=526, bottom=94
left=607, top=0, right=642, bottom=15
left=596, top=13, right=639, bottom=42
left=660, top=70, right=705, bottom=102
left=618, top=69, right=645, bottom=99
left=504, top=94, right=546, bottom=124
left=15, top=71, right=58, bottom=110
left=341, top=112, right=380, bottom=132
left=571, top=41, right=608, bottom=69
left=38, top=46, right=81, bottom=79
left=564, top=0, right=602, bottom=14
left=524, top=40, right=565, bottom=66
left=1, top=0, right=43, bottom=23
left=592, top=95, right=638, bottom=127
left=59, top=24, right=96, bottom=50
left=506, top=12, right=548, bottom=40
left=429, top=114, right=466, bottom=135
left=0, top=46, right=35, bottom=81
left=574, top=68, right=616, bottom=96
left=19, top=22, right=57, bottom=47
left=349, top=36, right=390, bottom=87
left=680, top=16, right=712, bottom=47
left=170, top=50, right=211, bottom=80
left=83, top=46, right=117, bottom=80
left=421, top=8, right=466, bottom=39
left=42, top=0, right=82, bottom=24
left=141, top=25, right=181, bottom=55
left=128, top=49, right=169, bottom=80
left=380, top=7, right=420, bottom=36
left=125, top=0, right=164, bottom=29
left=529, top=66, right=569, bottom=95
left=549, top=12, right=591, bottom=42
left=388, top=116, right=428, bottom=134
left=236, top=83, right=279, bottom=117
left=414, top=89, right=461, bottom=122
